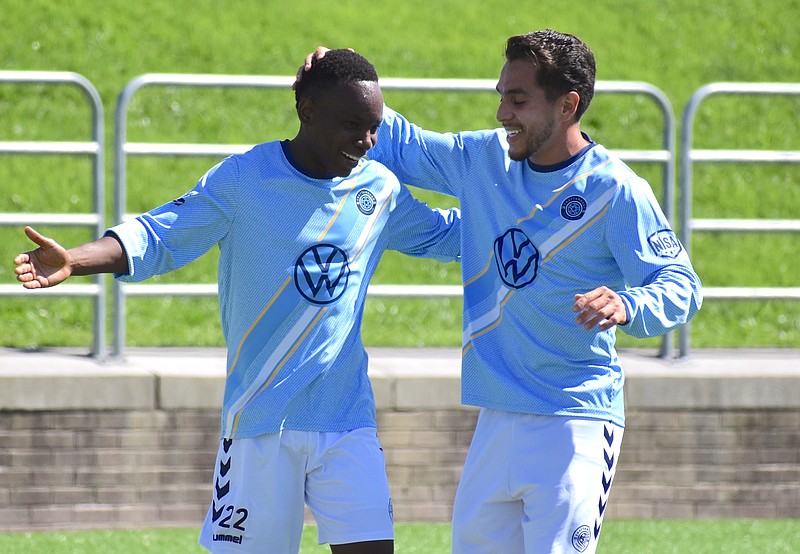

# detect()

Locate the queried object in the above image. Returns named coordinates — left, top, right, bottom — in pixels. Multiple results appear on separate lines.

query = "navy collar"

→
left=526, top=132, right=596, bottom=173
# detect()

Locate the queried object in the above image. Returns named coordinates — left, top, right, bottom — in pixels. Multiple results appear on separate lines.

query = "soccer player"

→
left=13, top=49, right=460, bottom=554
left=299, top=30, right=702, bottom=554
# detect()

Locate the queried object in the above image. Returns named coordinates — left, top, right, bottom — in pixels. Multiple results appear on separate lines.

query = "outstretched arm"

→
left=13, top=226, right=129, bottom=289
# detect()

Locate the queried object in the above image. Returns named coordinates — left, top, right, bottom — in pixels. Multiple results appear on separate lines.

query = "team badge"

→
left=560, top=195, right=587, bottom=220
left=355, top=189, right=377, bottom=215
left=294, top=244, right=351, bottom=305
left=647, top=229, right=683, bottom=258
left=493, top=228, right=539, bottom=289
left=571, top=525, right=591, bottom=552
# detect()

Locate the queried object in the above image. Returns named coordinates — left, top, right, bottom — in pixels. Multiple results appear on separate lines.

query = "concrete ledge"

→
left=1, top=347, right=798, bottom=412
left=1, top=346, right=799, bottom=528
left=0, top=350, right=155, bottom=410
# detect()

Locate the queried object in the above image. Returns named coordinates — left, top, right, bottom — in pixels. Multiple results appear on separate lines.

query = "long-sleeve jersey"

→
left=108, top=140, right=460, bottom=438
left=369, top=107, right=702, bottom=427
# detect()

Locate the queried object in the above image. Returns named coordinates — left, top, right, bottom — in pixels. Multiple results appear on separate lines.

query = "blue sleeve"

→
left=370, top=106, right=488, bottom=198
left=106, top=157, right=239, bottom=282
left=606, top=177, right=702, bottom=337
left=385, top=184, right=461, bottom=263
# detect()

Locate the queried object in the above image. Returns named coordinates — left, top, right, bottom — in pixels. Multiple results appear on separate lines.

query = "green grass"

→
left=1, top=520, right=799, bottom=553
left=1, top=0, right=799, bottom=351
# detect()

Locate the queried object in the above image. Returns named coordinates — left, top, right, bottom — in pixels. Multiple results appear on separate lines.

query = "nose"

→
left=496, top=99, right=510, bottom=124
left=357, top=129, right=377, bottom=152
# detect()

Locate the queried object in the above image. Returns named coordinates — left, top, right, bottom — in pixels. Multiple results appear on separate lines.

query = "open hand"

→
left=13, top=226, right=73, bottom=289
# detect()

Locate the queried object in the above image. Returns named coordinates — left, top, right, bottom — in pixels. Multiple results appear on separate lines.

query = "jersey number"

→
left=218, top=505, right=248, bottom=531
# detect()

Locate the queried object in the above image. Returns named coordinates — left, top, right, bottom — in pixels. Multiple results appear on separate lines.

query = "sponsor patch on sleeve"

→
left=647, top=229, right=683, bottom=258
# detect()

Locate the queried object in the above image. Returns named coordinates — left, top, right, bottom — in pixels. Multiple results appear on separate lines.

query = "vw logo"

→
left=494, top=228, right=539, bottom=289
left=294, top=244, right=351, bottom=305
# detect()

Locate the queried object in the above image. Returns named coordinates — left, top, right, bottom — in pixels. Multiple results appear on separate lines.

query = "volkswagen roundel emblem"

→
left=560, top=195, right=587, bottom=221
left=355, top=189, right=377, bottom=215
left=493, top=228, right=539, bottom=289
left=294, top=244, right=351, bottom=305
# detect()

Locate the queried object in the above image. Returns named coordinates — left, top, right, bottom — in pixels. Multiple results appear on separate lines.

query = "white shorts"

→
left=198, top=427, right=394, bottom=553
left=452, top=409, right=624, bottom=554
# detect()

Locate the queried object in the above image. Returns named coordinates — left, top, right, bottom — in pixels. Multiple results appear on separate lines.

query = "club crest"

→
left=560, top=195, right=587, bottom=221
left=355, top=189, right=377, bottom=215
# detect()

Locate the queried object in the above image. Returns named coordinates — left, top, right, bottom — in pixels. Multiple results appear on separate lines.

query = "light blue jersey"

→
left=370, top=107, right=702, bottom=427
left=108, top=140, right=460, bottom=438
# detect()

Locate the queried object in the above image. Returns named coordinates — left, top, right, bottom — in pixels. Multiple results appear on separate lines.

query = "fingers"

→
left=13, top=226, right=60, bottom=288
left=23, top=226, right=54, bottom=249
left=572, top=287, right=626, bottom=331
left=292, top=46, right=333, bottom=90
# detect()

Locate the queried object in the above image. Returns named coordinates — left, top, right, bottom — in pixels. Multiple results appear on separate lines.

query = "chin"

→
left=507, top=150, right=529, bottom=162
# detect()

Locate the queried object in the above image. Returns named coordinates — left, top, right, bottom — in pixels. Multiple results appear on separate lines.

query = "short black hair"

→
left=505, top=30, right=596, bottom=120
left=295, top=49, right=379, bottom=103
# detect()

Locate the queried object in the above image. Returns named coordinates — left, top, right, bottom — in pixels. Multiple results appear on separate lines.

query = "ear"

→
left=561, top=91, right=581, bottom=121
left=296, top=97, right=315, bottom=125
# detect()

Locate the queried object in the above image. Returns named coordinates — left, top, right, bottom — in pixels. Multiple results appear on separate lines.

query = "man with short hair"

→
left=300, top=29, right=701, bottom=554
left=14, top=49, right=460, bottom=554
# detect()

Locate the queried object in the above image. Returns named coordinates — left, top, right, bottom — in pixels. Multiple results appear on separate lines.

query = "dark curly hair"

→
left=505, top=30, right=596, bottom=121
left=295, top=49, right=379, bottom=103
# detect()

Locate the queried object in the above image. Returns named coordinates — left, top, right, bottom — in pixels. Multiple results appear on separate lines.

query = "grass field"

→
left=1, top=0, right=799, bottom=352
left=1, top=520, right=800, bottom=553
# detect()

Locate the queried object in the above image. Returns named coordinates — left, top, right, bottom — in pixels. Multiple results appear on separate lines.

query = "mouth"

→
left=505, top=128, right=522, bottom=140
left=342, top=152, right=361, bottom=163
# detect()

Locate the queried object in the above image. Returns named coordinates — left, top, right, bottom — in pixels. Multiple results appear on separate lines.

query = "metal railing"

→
left=678, top=82, right=800, bottom=357
left=111, top=74, right=676, bottom=359
left=0, top=71, right=106, bottom=357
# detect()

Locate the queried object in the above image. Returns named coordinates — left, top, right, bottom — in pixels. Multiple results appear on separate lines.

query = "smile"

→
left=343, top=152, right=360, bottom=162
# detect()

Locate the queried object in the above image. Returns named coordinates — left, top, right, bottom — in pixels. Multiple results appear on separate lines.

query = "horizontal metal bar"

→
left=691, top=219, right=800, bottom=232
left=369, top=284, right=462, bottom=297
left=702, top=287, right=800, bottom=300
left=690, top=150, right=800, bottom=163
left=0, top=284, right=102, bottom=296
left=0, top=141, right=100, bottom=155
left=122, top=284, right=217, bottom=296
left=613, top=150, right=671, bottom=163
left=124, top=143, right=669, bottom=164
left=124, top=143, right=253, bottom=157
left=0, top=213, right=102, bottom=226
left=120, top=283, right=463, bottom=298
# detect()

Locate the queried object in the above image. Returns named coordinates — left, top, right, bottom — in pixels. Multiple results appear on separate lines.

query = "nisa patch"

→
left=355, top=189, right=377, bottom=215
left=560, top=195, right=587, bottom=220
left=648, top=229, right=683, bottom=258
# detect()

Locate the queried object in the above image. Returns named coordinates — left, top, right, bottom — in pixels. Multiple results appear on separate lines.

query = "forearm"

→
left=69, top=234, right=129, bottom=276
left=618, top=265, right=702, bottom=337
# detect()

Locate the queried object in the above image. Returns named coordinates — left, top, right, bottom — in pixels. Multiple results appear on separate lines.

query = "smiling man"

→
left=301, top=30, right=702, bottom=554
left=13, top=49, right=460, bottom=554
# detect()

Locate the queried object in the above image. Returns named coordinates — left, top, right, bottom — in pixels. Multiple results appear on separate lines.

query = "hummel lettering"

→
left=213, top=533, right=242, bottom=544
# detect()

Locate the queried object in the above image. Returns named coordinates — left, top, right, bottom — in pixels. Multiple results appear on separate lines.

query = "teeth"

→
left=343, top=152, right=360, bottom=161
left=506, top=130, right=521, bottom=137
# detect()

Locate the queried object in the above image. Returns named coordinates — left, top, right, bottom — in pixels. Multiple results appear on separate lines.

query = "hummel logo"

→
left=219, top=458, right=231, bottom=477
left=215, top=478, right=230, bottom=499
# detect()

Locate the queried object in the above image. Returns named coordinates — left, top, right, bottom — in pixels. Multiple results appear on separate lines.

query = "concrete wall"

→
left=0, top=347, right=798, bottom=531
